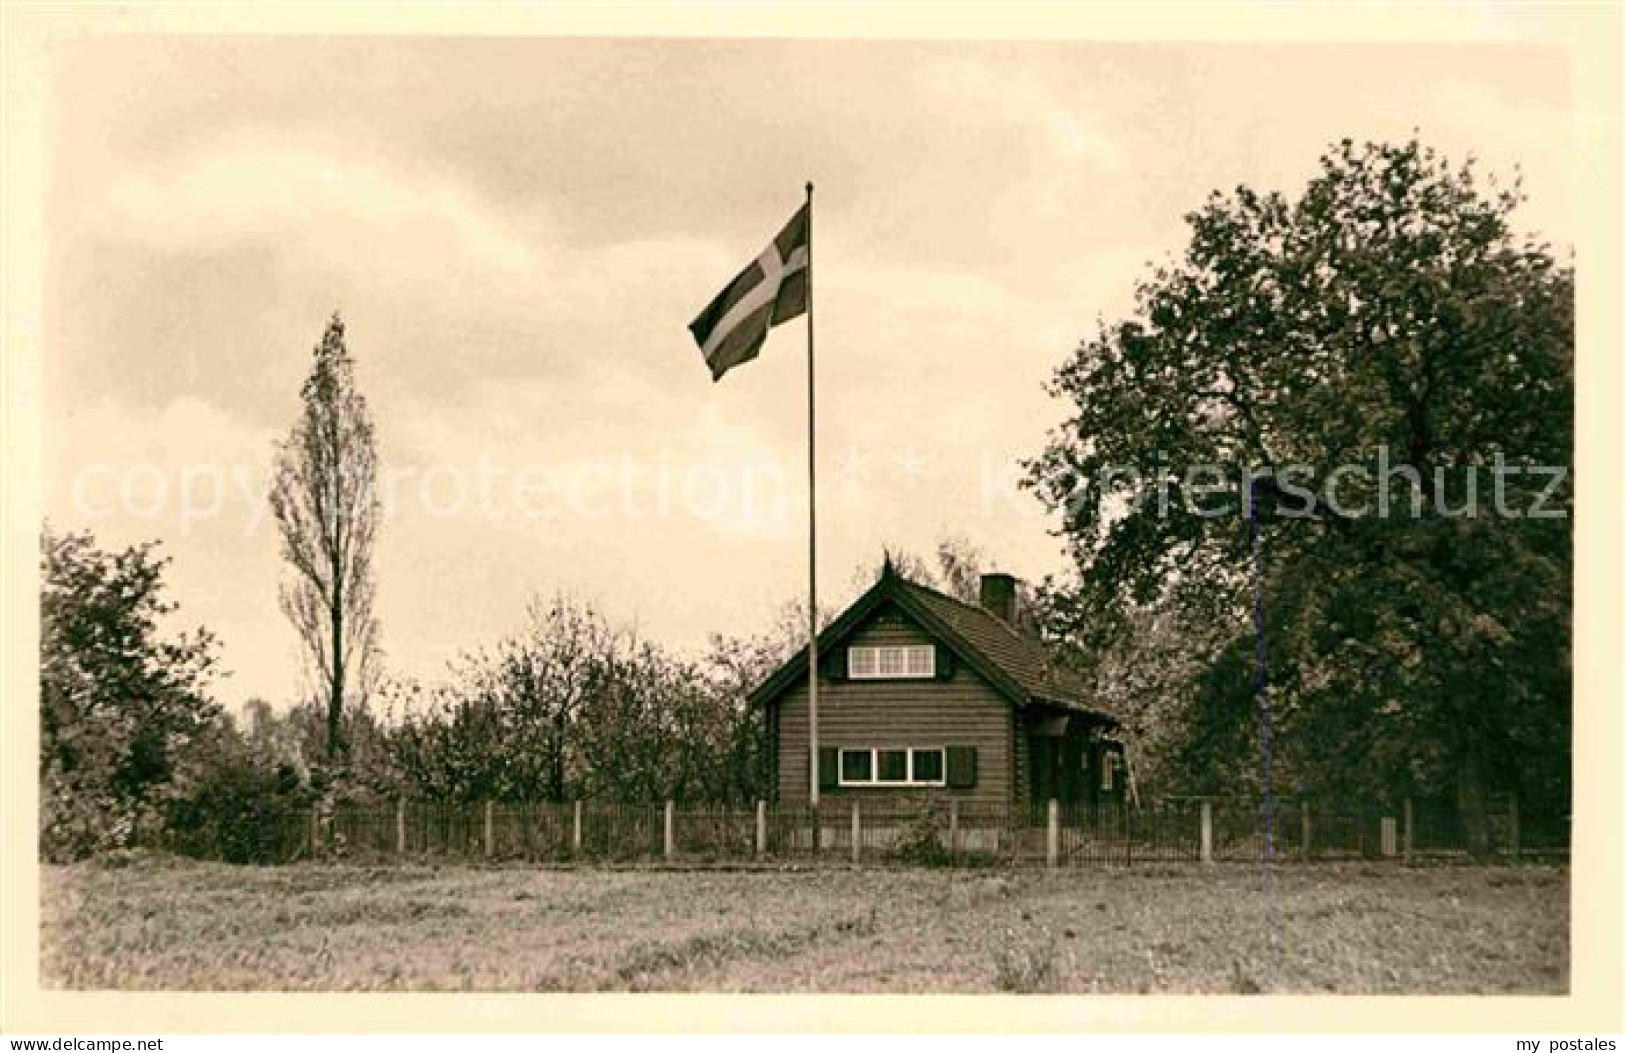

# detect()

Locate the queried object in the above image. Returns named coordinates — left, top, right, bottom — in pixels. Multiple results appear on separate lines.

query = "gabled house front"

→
left=750, top=561, right=1126, bottom=815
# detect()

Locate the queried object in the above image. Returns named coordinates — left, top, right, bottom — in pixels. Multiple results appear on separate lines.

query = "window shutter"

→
left=816, top=746, right=839, bottom=792
left=946, top=745, right=978, bottom=789
left=819, top=647, right=847, bottom=681
left=933, top=643, right=955, bottom=680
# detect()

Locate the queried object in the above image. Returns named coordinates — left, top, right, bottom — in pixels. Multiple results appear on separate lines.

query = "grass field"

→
left=40, top=856, right=1567, bottom=993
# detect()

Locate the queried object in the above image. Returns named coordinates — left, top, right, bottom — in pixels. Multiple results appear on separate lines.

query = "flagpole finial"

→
left=806, top=181, right=814, bottom=197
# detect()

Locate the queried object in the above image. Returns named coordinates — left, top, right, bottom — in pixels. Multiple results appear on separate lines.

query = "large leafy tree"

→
left=39, top=525, right=221, bottom=859
left=270, top=313, right=381, bottom=768
left=1026, top=139, right=1572, bottom=848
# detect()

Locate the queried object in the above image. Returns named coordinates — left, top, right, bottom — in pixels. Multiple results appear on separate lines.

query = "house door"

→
left=1028, top=711, right=1071, bottom=808
left=1031, top=736, right=1061, bottom=806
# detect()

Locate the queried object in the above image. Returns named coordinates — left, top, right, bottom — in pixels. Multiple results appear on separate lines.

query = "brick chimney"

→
left=978, top=572, right=1019, bottom=625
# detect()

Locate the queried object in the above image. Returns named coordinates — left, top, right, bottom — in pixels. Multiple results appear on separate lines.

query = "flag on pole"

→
left=688, top=186, right=822, bottom=810
left=688, top=203, right=810, bottom=382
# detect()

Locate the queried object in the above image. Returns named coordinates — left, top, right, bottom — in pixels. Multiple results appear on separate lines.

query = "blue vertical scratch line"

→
left=1250, top=478, right=1282, bottom=972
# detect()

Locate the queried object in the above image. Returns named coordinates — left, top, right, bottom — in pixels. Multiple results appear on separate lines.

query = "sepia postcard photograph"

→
left=3, top=1, right=1621, bottom=1041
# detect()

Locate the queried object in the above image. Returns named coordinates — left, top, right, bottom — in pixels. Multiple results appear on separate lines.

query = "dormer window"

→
left=848, top=644, right=935, bottom=679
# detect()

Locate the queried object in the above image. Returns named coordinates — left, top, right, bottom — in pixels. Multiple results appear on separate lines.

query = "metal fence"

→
left=149, top=792, right=1567, bottom=868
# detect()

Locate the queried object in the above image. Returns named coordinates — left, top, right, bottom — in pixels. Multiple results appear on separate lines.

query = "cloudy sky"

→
left=41, top=36, right=1574, bottom=710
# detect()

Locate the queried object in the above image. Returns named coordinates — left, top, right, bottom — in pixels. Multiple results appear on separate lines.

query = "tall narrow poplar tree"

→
left=270, top=313, right=381, bottom=767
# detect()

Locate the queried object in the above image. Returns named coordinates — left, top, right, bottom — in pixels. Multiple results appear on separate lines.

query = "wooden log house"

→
left=750, top=561, right=1126, bottom=819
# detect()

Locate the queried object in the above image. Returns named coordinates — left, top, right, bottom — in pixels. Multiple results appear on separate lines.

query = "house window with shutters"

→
left=837, top=746, right=947, bottom=786
left=820, top=744, right=977, bottom=791
left=848, top=644, right=935, bottom=679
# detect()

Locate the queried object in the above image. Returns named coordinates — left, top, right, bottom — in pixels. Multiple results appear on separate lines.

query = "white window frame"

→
left=836, top=746, right=948, bottom=787
left=838, top=747, right=873, bottom=784
left=848, top=644, right=935, bottom=680
left=1101, top=752, right=1117, bottom=792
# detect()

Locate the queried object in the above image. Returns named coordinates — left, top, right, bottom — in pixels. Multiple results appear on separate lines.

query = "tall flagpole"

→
left=805, top=181, right=820, bottom=811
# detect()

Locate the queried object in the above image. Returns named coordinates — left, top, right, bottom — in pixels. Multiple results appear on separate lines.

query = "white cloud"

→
left=45, top=396, right=297, bottom=709
left=92, top=131, right=547, bottom=283
left=49, top=396, right=277, bottom=531
left=913, top=57, right=1128, bottom=172
left=911, top=56, right=1133, bottom=242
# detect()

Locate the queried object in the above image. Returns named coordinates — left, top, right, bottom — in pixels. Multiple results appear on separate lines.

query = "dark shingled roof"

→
left=893, top=578, right=1100, bottom=713
left=748, top=565, right=1114, bottom=725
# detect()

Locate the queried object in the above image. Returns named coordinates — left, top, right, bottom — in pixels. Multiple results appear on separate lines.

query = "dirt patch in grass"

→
left=39, top=860, right=1567, bottom=993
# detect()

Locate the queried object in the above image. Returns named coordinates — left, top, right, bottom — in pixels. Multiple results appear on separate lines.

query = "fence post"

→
left=948, top=799, right=960, bottom=859
left=664, top=800, right=675, bottom=860
left=309, top=804, right=321, bottom=857
left=572, top=800, right=583, bottom=854
left=1380, top=815, right=1397, bottom=857
left=1046, top=798, right=1059, bottom=869
left=396, top=797, right=407, bottom=856
left=1301, top=803, right=1312, bottom=860
left=1200, top=800, right=1213, bottom=864
left=484, top=800, right=495, bottom=859
left=850, top=799, right=861, bottom=866
left=1124, top=801, right=1133, bottom=867
left=1508, top=795, right=1521, bottom=861
left=755, top=800, right=766, bottom=857
left=1402, top=798, right=1414, bottom=865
